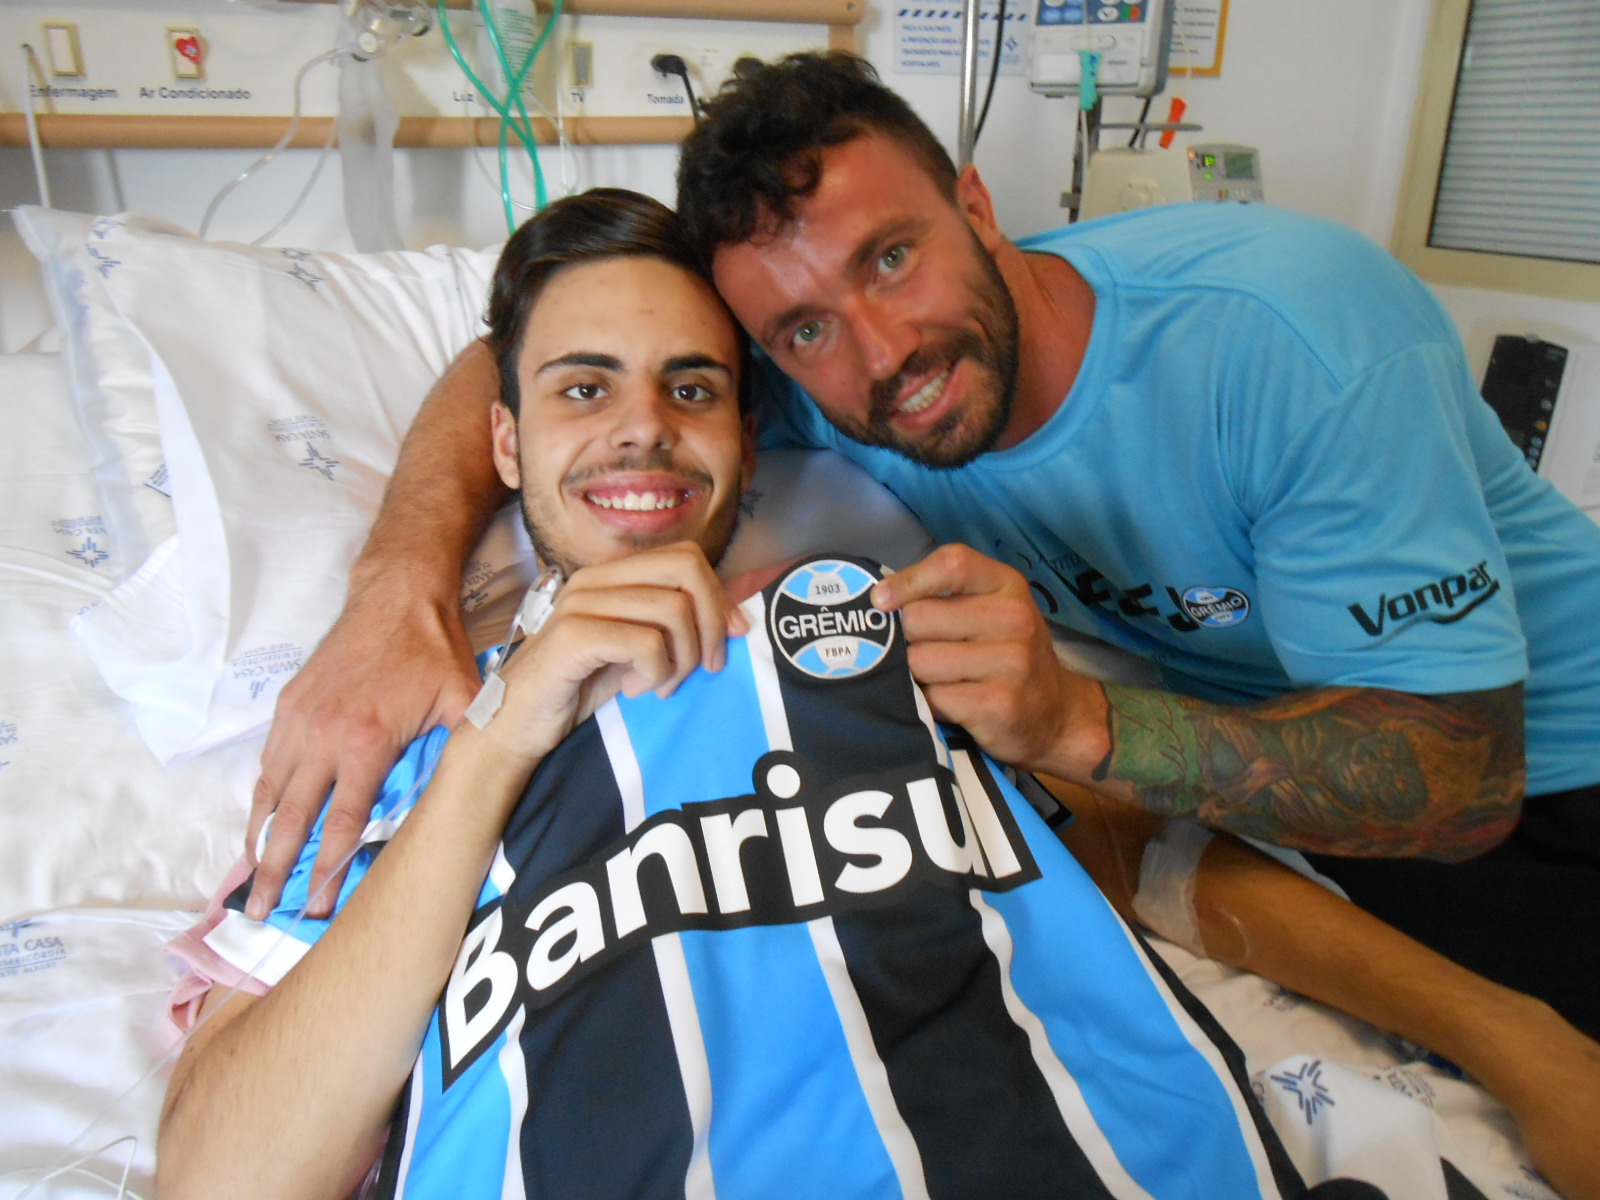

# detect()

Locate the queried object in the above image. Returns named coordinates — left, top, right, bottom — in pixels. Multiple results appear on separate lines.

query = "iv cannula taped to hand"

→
left=464, top=565, right=564, bottom=729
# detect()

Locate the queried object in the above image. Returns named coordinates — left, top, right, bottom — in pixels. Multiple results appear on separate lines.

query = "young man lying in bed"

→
left=158, top=190, right=1598, bottom=1200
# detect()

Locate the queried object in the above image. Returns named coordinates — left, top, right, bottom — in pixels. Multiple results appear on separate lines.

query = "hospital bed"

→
left=0, top=206, right=1566, bottom=1200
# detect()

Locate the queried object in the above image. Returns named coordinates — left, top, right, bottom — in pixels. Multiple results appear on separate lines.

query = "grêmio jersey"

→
left=203, top=556, right=1307, bottom=1200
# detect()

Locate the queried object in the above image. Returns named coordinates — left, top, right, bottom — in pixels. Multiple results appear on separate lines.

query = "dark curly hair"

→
left=485, top=187, right=749, bottom=417
left=676, top=52, right=958, bottom=271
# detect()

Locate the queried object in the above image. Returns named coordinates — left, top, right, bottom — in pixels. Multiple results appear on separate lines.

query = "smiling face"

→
left=711, top=132, right=1020, bottom=469
left=491, top=255, right=753, bottom=575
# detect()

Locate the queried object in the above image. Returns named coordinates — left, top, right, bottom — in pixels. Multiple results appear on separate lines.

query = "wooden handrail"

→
left=283, top=0, right=862, bottom=22
left=0, top=112, right=695, bottom=149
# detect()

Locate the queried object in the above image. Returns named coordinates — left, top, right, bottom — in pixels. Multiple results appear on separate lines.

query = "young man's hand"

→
left=481, top=543, right=749, bottom=773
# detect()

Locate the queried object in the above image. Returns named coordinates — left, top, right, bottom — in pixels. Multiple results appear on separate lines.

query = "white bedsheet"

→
left=0, top=909, right=1558, bottom=1200
left=1154, top=942, right=1560, bottom=1199
left=1, top=908, right=190, bottom=1200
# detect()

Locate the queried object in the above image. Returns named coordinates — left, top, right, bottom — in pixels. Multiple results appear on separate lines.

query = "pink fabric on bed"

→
left=165, top=855, right=269, bottom=1031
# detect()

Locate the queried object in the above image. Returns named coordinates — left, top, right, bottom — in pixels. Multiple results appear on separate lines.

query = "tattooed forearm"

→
left=1094, top=683, right=1525, bottom=860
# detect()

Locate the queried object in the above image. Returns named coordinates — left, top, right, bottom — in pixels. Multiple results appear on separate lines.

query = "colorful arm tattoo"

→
left=1095, top=683, right=1526, bottom=860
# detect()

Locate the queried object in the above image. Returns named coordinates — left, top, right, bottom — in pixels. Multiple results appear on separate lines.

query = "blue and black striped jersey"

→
left=208, top=556, right=1304, bottom=1200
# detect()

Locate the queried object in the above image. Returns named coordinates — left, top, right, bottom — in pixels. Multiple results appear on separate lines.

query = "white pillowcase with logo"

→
left=64, top=219, right=515, bottom=761
left=12, top=207, right=181, bottom=579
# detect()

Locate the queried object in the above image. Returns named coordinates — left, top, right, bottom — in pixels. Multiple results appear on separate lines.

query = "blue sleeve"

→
left=1247, top=341, right=1528, bottom=694
left=251, top=724, right=456, bottom=950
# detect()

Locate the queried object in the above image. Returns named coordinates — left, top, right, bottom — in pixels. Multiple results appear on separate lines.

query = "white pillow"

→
left=66, top=219, right=513, bottom=761
left=43, top=213, right=940, bottom=766
left=12, top=207, right=180, bottom=579
left=720, top=448, right=934, bottom=577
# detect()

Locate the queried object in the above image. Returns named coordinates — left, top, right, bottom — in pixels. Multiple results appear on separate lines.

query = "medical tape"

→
left=1130, top=818, right=1214, bottom=956
left=465, top=565, right=563, bottom=729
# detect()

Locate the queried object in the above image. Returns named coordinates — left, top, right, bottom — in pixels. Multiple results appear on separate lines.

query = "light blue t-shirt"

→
left=756, top=204, right=1600, bottom=796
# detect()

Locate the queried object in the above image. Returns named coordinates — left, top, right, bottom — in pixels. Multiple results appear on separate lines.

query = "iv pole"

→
left=955, top=0, right=982, bottom=169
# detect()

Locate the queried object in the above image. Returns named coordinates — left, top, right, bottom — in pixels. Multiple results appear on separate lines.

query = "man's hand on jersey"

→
left=246, top=590, right=480, bottom=920
left=871, top=544, right=1105, bottom=776
left=478, top=544, right=749, bottom=775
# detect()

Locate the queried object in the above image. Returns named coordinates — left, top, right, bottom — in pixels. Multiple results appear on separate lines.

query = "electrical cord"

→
left=1129, top=93, right=1152, bottom=148
left=971, top=0, right=1006, bottom=149
left=20, top=44, right=51, bottom=208
left=651, top=53, right=700, bottom=127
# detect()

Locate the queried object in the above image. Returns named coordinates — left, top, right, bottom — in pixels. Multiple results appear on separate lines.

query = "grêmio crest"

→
left=768, top=558, right=897, bottom=681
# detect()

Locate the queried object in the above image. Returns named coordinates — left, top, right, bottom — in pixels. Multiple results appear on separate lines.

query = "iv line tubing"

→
left=199, top=49, right=338, bottom=241
left=251, top=115, right=339, bottom=247
left=438, top=0, right=540, bottom=229
left=20, top=44, right=51, bottom=208
left=437, top=0, right=566, bottom=233
left=484, top=0, right=565, bottom=213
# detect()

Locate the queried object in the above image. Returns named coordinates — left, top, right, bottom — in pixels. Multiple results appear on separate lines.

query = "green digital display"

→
left=1224, top=151, right=1258, bottom=180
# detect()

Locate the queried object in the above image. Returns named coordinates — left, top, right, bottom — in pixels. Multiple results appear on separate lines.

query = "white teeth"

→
left=899, top=366, right=951, bottom=416
left=589, top=490, right=683, bottom=512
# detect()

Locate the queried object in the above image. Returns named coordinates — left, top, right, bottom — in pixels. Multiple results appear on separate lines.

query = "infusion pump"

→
left=1079, top=144, right=1266, bottom=221
left=1026, top=0, right=1173, bottom=97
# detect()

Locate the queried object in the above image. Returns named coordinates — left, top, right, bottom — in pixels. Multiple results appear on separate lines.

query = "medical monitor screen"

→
left=1223, top=151, right=1257, bottom=180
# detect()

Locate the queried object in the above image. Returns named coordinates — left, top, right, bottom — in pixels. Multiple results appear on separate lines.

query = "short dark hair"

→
left=484, top=187, right=748, bottom=416
left=676, top=52, right=958, bottom=270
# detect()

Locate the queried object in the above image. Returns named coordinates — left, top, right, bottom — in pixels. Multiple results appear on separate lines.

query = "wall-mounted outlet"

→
left=43, top=21, right=82, bottom=78
left=569, top=39, right=593, bottom=88
left=639, top=44, right=754, bottom=112
left=168, top=27, right=204, bottom=81
left=639, top=47, right=693, bottom=114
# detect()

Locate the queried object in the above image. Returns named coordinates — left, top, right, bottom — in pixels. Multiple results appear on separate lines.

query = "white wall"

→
left=1436, top=287, right=1600, bottom=381
left=5, top=0, right=1598, bottom=364
left=875, top=0, right=1434, bottom=245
